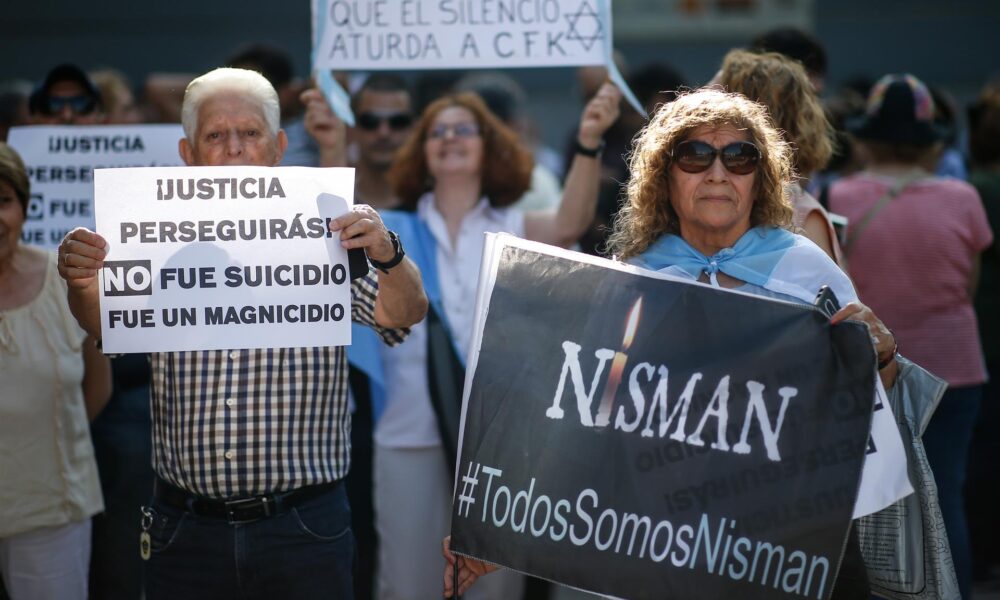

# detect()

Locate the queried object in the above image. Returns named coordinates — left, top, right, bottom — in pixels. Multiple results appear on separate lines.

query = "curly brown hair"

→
left=606, top=89, right=794, bottom=260
left=718, top=49, right=833, bottom=176
left=388, top=92, right=533, bottom=209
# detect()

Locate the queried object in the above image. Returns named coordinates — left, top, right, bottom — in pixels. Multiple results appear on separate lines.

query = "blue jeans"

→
left=921, top=384, right=983, bottom=600
left=89, top=354, right=153, bottom=600
left=144, top=483, right=354, bottom=600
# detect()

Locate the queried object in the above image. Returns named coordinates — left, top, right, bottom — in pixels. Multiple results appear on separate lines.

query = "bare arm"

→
left=301, top=88, right=348, bottom=168
left=58, top=228, right=108, bottom=338
left=969, top=253, right=981, bottom=300
left=81, top=335, right=111, bottom=420
left=801, top=210, right=838, bottom=262
left=524, top=83, right=622, bottom=247
left=330, top=205, right=428, bottom=328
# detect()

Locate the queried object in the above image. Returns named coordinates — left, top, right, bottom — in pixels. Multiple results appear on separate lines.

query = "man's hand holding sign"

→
left=58, top=174, right=420, bottom=350
left=58, top=67, right=425, bottom=352
left=331, top=202, right=425, bottom=329
left=54, top=67, right=426, bottom=599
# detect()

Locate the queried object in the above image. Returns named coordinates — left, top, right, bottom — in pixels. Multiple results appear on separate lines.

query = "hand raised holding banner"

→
left=577, top=81, right=622, bottom=150
left=301, top=86, right=348, bottom=168
left=59, top=228, right=108, bottom=288
left=523, top=81, right=622, bottom=248
left=59, top=227, right=108, bottom=338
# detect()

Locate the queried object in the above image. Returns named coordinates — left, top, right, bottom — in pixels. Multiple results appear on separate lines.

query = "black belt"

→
left=154, top=477, right=340, bottom=524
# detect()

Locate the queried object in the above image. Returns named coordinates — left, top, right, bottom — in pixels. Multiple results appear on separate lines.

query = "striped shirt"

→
left=150, top=269, right=407, bottom=498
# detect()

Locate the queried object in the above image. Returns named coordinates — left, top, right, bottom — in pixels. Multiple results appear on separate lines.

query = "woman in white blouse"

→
left=0, top=142, right=110, bottom=600
left=367, top=85, right=621, bottom=600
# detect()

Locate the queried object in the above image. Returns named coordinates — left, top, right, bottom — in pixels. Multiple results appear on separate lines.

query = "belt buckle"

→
left=224, top=496, right=272, bottom=524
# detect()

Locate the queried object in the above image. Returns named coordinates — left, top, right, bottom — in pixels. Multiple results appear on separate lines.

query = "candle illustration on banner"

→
left=594, top=296, right=643, bottom=427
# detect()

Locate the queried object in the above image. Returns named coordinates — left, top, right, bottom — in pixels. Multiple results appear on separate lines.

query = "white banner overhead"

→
left=310, top=0, right=644, bottom=127
left=7, top=124, right=184, bottom=250
left=93, top=166, right=356, bottom=354
left=313, top=0, right=609, bottom=70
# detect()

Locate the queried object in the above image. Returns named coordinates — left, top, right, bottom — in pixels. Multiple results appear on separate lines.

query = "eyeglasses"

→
left=356, top=112, right=413, bottom=132
left=670, top=140, right=761, bottom=175
left=41, top=95, right=97, bottom=117
left=427, top=122, right=479, bottom=140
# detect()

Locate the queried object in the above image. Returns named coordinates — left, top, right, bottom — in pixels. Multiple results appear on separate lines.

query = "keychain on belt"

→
left=140, top=506, right=153, bottom=561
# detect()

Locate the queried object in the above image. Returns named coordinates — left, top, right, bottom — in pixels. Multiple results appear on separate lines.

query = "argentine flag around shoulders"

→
left=631, top=226, right=913, bottom=518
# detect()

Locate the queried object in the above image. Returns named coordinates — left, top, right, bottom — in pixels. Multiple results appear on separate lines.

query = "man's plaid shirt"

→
left=149, top=269, right=407, bottom=499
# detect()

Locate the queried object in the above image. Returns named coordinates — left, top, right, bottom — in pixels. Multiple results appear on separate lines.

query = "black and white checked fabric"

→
left=149, top=269, right=407, bottom=498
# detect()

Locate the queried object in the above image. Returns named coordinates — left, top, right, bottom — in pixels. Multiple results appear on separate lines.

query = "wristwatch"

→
left=574, top=138, right=605, bottom=159
left=368, top=230, right=405, bottom=274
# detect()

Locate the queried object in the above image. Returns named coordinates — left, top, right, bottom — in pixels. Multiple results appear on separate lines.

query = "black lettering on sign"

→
left=26, top=195, right=44, bottom=221
left=108, top=309, right=155, bottom=329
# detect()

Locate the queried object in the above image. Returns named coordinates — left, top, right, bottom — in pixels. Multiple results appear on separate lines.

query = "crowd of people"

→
left=0, top=25, right=997, bottom=600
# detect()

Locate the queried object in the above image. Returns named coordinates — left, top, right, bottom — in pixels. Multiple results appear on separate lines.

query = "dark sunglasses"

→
left=356, top=112, right=413, bottom=131
left=42, top=95, right=97, bottom=117
left=670, top=140, right=761, bottom=175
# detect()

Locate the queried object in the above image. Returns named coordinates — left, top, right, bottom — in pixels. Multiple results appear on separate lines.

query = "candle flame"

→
left=622, top=297, right=643, bottom=349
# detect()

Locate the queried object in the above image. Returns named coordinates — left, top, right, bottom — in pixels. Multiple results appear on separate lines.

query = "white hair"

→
left=180, top=67, right=280, bottom=141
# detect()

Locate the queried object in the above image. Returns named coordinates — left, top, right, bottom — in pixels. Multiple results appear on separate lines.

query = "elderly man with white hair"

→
left=57, top=67, right=428, bottom=599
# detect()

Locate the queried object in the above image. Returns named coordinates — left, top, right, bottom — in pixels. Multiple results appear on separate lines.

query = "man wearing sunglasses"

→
left=302, top=74, right=413, bottom=210
left=299, top=72, right=415, bottom=600
left=28, top=64, right=105, bottom=126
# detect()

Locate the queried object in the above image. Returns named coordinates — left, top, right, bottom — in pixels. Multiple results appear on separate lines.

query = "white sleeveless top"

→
left=0, top=251, right=103, bottom=537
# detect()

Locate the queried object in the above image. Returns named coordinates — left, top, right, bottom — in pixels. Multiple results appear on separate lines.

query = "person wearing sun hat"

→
left=830, top=73, right=994, bottom=599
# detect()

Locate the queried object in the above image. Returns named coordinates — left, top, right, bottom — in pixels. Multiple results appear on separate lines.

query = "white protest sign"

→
left=8, top=124, right=184, bottom=249
left=313, top=0, right=608, bottom=70
left=94, top=166, right=356, bottom=354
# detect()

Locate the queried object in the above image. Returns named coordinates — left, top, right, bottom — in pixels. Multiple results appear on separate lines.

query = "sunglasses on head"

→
left=670, top=140, right=761, bottom=175
left=356, top=112, right=413, bottom=131
left=42, top=95, right=97, bottom=117
left=427, top=122, right=479, bottom=140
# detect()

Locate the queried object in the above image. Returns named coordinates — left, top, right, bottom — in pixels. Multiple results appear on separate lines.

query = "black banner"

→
left=451, top=245, right=875, bottom=600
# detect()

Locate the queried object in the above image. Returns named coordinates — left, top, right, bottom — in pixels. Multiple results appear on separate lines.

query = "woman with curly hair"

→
left=713, top=49, right=844, bottom=264
left=365, top=83, right=621, bottom=600
left=445, top=88, right=908, bottom=600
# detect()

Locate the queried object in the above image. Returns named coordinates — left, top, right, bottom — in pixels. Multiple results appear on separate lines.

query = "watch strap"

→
left=369, top=230, right=405, bottom=274
left=574, top=138, right=605, bottom=158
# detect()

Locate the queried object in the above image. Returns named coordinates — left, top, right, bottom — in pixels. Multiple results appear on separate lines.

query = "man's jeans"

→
left=144, top=483, right=354, bottom=600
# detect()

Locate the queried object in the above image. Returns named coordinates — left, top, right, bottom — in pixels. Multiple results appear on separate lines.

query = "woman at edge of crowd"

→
left=714, top=48, right=844, bottom=266
left=364, top=84, right=622, bottom=600
left=830, top=74, right=993, bottom=599
left=443, top=88, right=908, bottom=600
left=0, top=142, right=111, bottom=599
